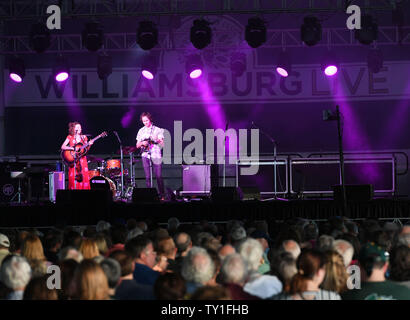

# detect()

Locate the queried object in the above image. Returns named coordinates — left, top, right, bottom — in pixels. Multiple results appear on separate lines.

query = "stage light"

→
left=230, top=52, right=246, bottom=77
left=8, top=57, right=26, bottom=83
left=141, top=55, right=158, bottom=80
left=97, top=55, right=112, bottom=80
left=301, top=16, right=322, bottom=46
left=245, top=17, right=266, bottom=48
left=53, top=56, right=70, bottom=82
left=321, top=52, right=339, bottom=77
left=137, top=21, right=158, bottom=51
left=355, top=15, right=378, bottom=45
left=82, top=22, right=104, bottom=52
left=276, top=51, right=291, bottom=77
left=29, top=23, right=51, bottom=53
left=367, top=48, right=383, bottom=73
left=190, top=19, right=212, bottom=50
left=185, top=54, right=203, bottom=79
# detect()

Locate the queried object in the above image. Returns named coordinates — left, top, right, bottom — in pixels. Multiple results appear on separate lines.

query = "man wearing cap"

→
left=0, top=233, right=11, bottom=266
left=342, top=242, right=410, bottom=300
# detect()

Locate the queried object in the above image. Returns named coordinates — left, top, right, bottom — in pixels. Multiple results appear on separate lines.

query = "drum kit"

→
left=87, top=146, right=139, bottom=200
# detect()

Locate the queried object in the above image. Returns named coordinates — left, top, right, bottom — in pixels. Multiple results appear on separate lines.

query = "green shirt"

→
left=341, top=281, right=410, bottom=300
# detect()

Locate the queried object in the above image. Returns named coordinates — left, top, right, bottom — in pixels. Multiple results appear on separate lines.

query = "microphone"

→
left=225, top=121, right=229, bottom=131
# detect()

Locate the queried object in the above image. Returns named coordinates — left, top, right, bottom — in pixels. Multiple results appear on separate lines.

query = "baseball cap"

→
left=0, top=233, right=10, bottom=248
left=359, top=242, right=389, bottom=263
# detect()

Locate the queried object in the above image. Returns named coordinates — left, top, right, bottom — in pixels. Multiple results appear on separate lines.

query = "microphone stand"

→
left=113, top=131, right=124, bottom=198
left=223, top=122, right=229, bottom=187
left=252, top=122, right=285, bottom=201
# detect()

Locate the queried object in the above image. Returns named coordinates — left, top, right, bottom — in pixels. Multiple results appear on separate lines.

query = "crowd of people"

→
left=0, top=216, right=409, bottom=300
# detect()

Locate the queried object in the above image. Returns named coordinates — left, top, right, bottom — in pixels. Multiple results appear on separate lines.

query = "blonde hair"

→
left=79, top=239, right=100, bottom=259
left=94, top=234, right=109, bottom=256
left=320, top=251, right=348, bottom=293
left=71, top=260, right=109, bottom=300
left=21, top=234, right=46, bottom=261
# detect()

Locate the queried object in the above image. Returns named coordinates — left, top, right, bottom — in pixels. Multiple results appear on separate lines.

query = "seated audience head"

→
left=58, top=259, right=79, bottom=300
left=156, top=236, right=177, bottom=260
left=181, top=246, right=215, bottom=285
left=220, top=253, right=248, bottom=286
left=23, top=275, right=58, bottom=300
left=290, top=249, right=326, bottom=295
left=21, top=233, right=46, bottom=262
left=174, top=232, right=192, bottom=256
left=100, top=258, right=121, bottom=293
left=111, top=224, right=128, bottom=245
left=318, top=235, right=335, bottom=252
left=125, top=236, right=157, bottom=269
left=321, top=250, right=348, bottom=293
left=388, top=245, right=410, bottom=283
left=359, top=242, right=389, bottom=280
left=0, top=255, right=31, bottom=292
left=96, top=220, right=111, bottom=233
left=230, top=227, right=247, bottom=248
left=238, top=238, right=263, bottom=272
left=70, top=259, right=110, bottom=300
left=79, top=238, right=100, bottom=260
left=282, top=240, right=301, bottom=260
left=110, top=251, right=134, bottom=277
left=154, top=273, right=186, bottom=300
left=333, top=239, right=354, bottom=267
left=277, top=252, right=297, bottom=293
left=93, top=233, right=109, bottom=256
left=218, top=244, right=236, bottom=261
left=58, top=246, right=83, bottom=263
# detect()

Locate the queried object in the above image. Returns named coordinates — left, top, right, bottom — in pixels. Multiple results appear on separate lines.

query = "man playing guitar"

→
left=136, top=112, right=165, bottom=200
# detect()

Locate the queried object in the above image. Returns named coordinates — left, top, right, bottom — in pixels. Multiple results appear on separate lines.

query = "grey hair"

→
left=168, top=217, right=180, bottom=230
left=278, top=255, right=297, bottom=283
left=181, top=246, right=215, bottom=284
left=333, top=239, right=354, bottom=267
left=397, top=233, right=410, bottom=247
left=282, top=240, right=301, bottom=260
left=100, top=258, right=121, bottom=289
left=238, top=238, right=263, bottom=271
left=0, top=256, right=31, bottom=290
left=58, top=246, right=84, bottom=263
left=318, top=235, right=335, bottom=252
left=220, top=253, right=248, bottom=285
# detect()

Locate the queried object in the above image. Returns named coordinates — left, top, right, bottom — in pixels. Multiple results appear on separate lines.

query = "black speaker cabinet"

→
left=333, top=184, right=374, bottom=202
left=211, top=187, right=242, bottom=202
left=132, top=188, right=159, bottom=203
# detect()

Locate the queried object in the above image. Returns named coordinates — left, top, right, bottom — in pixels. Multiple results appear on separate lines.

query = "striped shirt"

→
left=271, top=290, right=341, bottom=300
left=136, top=125, right=164, bottom=160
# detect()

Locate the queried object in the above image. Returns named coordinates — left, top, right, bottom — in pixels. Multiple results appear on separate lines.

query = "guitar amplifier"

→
left=49, top=172, right=65, bottom=203
left=181, top=164, right=219, bottom=196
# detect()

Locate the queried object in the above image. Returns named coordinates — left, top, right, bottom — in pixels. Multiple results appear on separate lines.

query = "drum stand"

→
left=113, top=131, right=125, bottom=198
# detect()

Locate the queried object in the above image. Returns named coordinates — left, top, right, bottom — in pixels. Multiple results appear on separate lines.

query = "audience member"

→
left=100, top=258, right=122, bottom=298
left=154, top=272, right=186, bottom=300
left=0, top=234, right=11, bottom=266
left=0, top=255, right=31, bottom=300
left=23, top=275, right=58, bottom=300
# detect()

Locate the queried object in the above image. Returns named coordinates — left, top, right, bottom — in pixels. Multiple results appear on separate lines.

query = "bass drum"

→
left=89, top=175, right=116, bottom=198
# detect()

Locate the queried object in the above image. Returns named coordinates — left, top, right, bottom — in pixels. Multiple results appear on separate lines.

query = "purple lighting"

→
left=324, top=65, right=338, bottom=76
left=9, top=73, right=23, bottom=83
left=276, top=67, right=289, bottom=77
left=55, top=72, right=69, bottom=82
left=189, top=69, right=202, bottom=79
left=142, top=70, right=154, bottom=80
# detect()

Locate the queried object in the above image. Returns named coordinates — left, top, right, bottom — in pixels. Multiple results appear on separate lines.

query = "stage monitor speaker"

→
left=240, top=187, right=260, bottom=201
left=132, top=188, right=159, bottom=203
left=211, top=187, right=242, bottom=202
left=333, top=184, right=374, bottom=202
left=182, top=164, right=219, bottom=194
left=56, top=189, right=112, bottom=206
left=49, top=172, right=65, bottom=203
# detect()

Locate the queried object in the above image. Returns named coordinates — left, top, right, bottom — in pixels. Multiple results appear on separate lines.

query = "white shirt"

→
left=136, top=125, right=164, bottom=160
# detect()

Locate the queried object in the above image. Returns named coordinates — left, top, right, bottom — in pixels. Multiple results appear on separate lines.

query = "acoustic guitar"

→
left=61, top=131, right=108, bottom=167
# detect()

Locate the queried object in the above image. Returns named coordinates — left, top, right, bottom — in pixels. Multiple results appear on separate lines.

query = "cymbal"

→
left=119, top=146, right=138, bottom=155
left=87, top=155, right=104, bottom=163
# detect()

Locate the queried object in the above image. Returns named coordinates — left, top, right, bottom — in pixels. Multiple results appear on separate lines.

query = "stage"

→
left=1, top=198, right=409, bottom=228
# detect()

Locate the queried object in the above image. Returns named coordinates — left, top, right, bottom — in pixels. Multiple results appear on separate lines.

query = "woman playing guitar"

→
left=60, top=122, right=94, bottom=190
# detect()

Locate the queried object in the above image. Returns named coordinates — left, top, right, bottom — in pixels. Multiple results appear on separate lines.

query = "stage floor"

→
left=0, top=198, right=409, bottom=228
